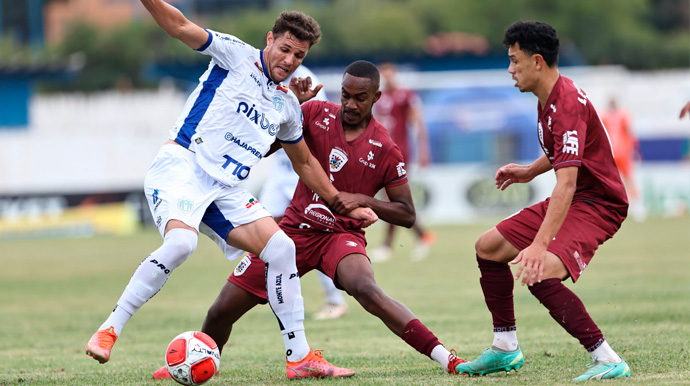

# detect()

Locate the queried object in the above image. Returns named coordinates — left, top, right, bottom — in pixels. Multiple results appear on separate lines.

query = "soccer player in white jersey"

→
left=260, top=65, right=349, bottom=321
left=85, top=1, right=375, bottom=379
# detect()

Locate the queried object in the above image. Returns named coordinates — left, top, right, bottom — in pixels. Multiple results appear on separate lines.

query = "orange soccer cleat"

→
left=286, top=349, right=355, bottom=380
left=153, top=366, right=172, bottom=380
left=85, top=326, right=118, bottom=364
left=446, top=349, right=468, bottom=374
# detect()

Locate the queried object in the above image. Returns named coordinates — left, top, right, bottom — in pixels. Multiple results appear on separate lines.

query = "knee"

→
left=205, top=301, right=235, bottom=326
left=162, top=228, right=198, bottom=267
left=474, top=231, right=495, bottom=258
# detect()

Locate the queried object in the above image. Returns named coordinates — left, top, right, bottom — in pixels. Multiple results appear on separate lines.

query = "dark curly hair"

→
left=272, top=11, right=321, bottom=48
left=503, top=21, right=559, bottom=67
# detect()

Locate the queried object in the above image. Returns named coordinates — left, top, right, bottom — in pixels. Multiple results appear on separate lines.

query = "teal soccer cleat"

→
left=455, top=346, right=524, bottom=375
left=573, top=359, right=631, bottom=381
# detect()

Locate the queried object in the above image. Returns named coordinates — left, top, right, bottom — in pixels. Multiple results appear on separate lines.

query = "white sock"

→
left=317, top=271, right=345, bottom=305
left=430, top=344, right=452, bottom=369
left=101, top=228, right=197, bottom=336
left=493, top=330, right=519, bottom=351
left=589, top=340, right=622, bottom=363
left=260, top=230, right=309, bottom=362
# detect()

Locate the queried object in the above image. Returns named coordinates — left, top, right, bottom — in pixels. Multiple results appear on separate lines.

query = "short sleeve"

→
left=552, top=113, right=586, bottom=170
left=382, top=143, right=409, bottom=187
left=277, top=93, right=304, bottom=144
left=196, top=29, right=256, bottom=70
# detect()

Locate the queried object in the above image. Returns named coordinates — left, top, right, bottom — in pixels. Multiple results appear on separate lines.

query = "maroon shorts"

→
left=496, top=199, right=624, bottom=282
left=229, top=226, right=368, bottom=301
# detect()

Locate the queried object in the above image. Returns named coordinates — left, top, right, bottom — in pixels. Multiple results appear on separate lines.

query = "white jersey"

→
left=169, top=29, right=304, bottom=187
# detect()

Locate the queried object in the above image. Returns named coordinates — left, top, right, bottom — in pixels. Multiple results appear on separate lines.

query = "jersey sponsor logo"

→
left=574, top=83, right=588, bottom=106
left=304, top=203, right=336, bottom=227
left=346, top=241, right=358, bottom=247
left=329, top=148, right=348, bottom=172
left=234, top=255, right=252, bottom=276
left=236, top=101, right=279, bottom=136
left=245, top=197, right=259, bottom=209
left=563, top=130, right=579, bottom=155
left=272, top=95, right=284, bottom=112
left=250, top=72, right=261, bottom=87
left=328, top=113, right=336, bottom=119
left=396, top=162, right=406, bottom=177
left=177, top=199, right=194, bottom=214
left=217, top=34, right=245, bottom=46
left=369, top=139, right=382, bottom=147
left=225, top=132, right=263, bottom=159
left=359, top=157, right=376, bottom=169
left=315, top=117, right=331, bottom=131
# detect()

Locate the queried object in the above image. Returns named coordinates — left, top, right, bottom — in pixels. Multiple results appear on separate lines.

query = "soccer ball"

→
left=165, top=331, right=220, bottom=386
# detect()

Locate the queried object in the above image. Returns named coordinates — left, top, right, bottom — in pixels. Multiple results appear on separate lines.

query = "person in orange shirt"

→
left=601, top=97, right=644, bottom=220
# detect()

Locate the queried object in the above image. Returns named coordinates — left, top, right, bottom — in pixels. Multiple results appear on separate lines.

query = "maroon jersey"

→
left=282, top=100, right=408, bottom=233
left=374, top=88, right=420, bottom=161
left=538, top=75, right=628, bottom=215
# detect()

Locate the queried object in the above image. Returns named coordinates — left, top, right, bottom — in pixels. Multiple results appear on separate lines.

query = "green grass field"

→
left=1, top=216, right=688, bottom=386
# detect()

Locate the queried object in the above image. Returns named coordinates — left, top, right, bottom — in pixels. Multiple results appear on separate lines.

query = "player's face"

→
left=264, top=31, right=309, bottom=82
left=508, top=43, right=538, bottom=93
left=340, top=74, right=381, bottom=127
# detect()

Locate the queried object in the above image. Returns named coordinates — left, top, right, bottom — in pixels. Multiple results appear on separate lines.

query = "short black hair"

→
left=503, top=21, right=559, bottom=67
left=344, top=60, right=380, bottom=86
left=272, top=11, right=321, bottom=47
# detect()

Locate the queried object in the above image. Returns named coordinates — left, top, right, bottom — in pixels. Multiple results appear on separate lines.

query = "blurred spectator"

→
left=370, top=62, right=435, bottom=262
left=601, top=96, right=645, bottom=221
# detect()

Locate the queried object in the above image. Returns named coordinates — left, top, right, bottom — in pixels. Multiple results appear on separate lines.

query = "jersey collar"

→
left=259, top=50, right=276, bottom=86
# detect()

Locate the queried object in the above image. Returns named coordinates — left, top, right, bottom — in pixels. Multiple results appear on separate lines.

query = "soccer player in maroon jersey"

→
left=454, top=21, right=631, bottom=381
left=369, top=62, right=436, bottom=263
left=152, top=61, right=466, bottom=380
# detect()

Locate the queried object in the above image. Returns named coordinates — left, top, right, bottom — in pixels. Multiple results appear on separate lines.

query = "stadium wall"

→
left=0, top=67, right=687, bottom=238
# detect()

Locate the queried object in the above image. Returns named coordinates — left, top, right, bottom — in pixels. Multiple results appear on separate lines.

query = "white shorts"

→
left=144, top=144, right=271, bottom=260
left=258, top=149, right=299, bottom=217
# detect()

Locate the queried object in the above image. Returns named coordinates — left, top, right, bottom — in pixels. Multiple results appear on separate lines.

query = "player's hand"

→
left=347, top=207, right=378, bottom=228
left=680, top=102, right=690, bottom=119
left=495, top=163, right=533, bottom=190
left=510, top=244, right=546, bottom=286
left=329, top=192, right=365, bottom=214
left=289, top=76, right=324, bottom=104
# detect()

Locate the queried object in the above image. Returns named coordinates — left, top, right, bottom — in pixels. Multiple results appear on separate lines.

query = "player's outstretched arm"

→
left=140, top=0, right=209, bottom=50
left=329, top=183, right=416, bottom=228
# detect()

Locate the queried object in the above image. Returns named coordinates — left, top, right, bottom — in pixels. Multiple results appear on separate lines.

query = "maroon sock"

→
left=528, top=278, right=604, bottom=351
left=477, top=255, right=516, bottom=331
left=401, top=319, right=441, bottom=357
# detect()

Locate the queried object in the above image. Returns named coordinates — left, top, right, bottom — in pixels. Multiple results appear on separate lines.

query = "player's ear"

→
left=533, top=53, right=545, bottom=70
left=266, top=31, right=274, bottom=47
left=373, top=90, right=382, bottom=104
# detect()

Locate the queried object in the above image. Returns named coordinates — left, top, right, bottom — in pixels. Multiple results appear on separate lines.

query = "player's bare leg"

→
left=336, top=254, right=465, bottom=373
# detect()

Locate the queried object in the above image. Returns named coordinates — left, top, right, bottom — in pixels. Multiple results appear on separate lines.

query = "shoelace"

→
left=447, top=349, right=466, bottom=374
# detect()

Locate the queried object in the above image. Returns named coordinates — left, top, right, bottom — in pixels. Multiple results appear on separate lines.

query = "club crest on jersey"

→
left=254, top=61, right=263, bottom=72
left=329, top=148, right=348, bottom=172
left=234, top=255, right=252, bottom=276
left=272, top=95, right=284, bottom=112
